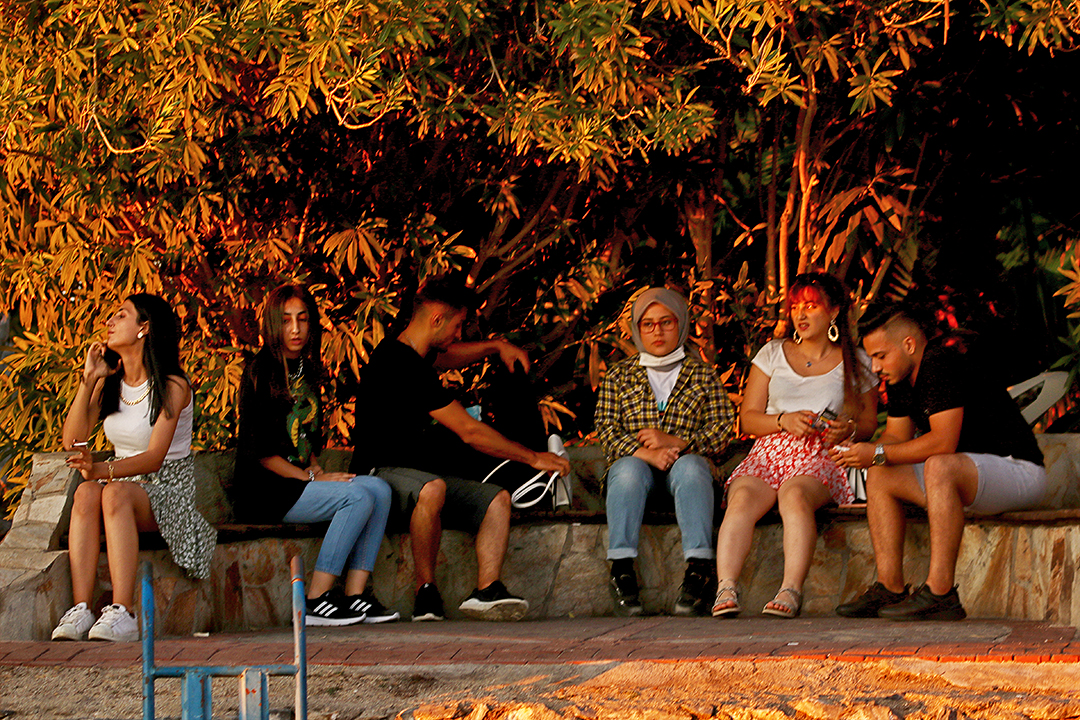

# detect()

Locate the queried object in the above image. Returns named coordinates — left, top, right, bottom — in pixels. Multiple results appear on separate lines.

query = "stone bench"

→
left=1, top=435, right=1079, bottom=639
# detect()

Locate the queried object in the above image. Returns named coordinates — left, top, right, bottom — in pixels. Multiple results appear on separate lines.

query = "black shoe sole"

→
left=879, top=606, right=967, bottom=621
left=835, top=606, right=885, bottom=618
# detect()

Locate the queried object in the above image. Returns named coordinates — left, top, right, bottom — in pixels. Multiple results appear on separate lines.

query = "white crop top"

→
left=752, top=339, right=876, bottom=416
left=101, top=379, right=193, bottom=460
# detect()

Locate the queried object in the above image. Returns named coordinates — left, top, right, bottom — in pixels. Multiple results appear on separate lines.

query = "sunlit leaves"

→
left=979, top=0, right=1079, bottom=54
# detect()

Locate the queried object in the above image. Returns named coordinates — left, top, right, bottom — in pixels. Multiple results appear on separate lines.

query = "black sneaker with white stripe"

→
left=305, top=590, right=367, bottom=626
left=345, top=589, right=401, bottom=624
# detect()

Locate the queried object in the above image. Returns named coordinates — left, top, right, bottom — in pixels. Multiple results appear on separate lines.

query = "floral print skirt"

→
left=725, top=431, right=853, bottom=506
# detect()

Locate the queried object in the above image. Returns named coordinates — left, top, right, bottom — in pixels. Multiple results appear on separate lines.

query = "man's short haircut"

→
left=414, top=275, right=478, bottom=315
left=859, top=302, right=928, bottom=341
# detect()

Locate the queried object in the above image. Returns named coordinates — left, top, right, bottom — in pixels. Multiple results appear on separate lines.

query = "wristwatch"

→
left=871, top=444, right=887, bottom=466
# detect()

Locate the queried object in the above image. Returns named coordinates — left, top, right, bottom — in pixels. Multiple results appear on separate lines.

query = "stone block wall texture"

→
left=1, top=434, right=1079, bottom=639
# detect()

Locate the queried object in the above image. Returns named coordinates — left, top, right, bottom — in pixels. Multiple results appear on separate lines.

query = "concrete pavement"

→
left=3, top=617, right=1080, bottom=719
left=3, top=616, right=1079, bottom=668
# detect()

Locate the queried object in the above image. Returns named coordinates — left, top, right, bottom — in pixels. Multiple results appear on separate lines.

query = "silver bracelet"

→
left=308, top=469, right=316, bottom=482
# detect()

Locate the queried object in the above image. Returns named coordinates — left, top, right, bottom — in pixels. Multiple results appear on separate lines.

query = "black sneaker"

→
left=835, top=582, right=909, bottom=618
left=609, top=560, right=643, bottom=617
left=458, top=580, right=529, bottom=621
left=673, top=558, right=715, bottom=616
left=412, top=583, right=445, bottom=622
left=878, top=584, right=967, bottom=621
left=305, top=590, right=367, bottom=627
left=345, top=589, right=401, bottom=624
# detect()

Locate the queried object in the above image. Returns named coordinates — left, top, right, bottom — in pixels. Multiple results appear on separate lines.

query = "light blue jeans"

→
left=283, top=475, right=391, bottom=577
left=605, top=455, right=715, bottom=561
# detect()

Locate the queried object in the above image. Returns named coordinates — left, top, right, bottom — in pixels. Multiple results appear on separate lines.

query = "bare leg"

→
left=767, top=475, right=830, bottom=611
left=923, top=454, right=978, bottom=595
left=865, top=464, right=925, bottom=594
left=308, top=571, right=337, bottom=598
left=714, top=476, right=777, bottom=610
left=100, top=482, right=158, bottom=609
left=309, top=569, right=370, bottom=598
left=343, top=569, right=370, bottom=596
left=68, top=481, right=105, bottom=606
left=475, top=490, right=511, bottom=589
left=411, top=479, right=446, bottom=591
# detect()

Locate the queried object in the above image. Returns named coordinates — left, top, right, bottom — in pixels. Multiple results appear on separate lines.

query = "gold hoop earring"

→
left=828, top=321, right=839, bottom=343
left=793, top=329, right=803, bottom=344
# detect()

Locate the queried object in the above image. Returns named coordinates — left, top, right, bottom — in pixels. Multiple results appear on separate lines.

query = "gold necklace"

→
left=121, top=382, right=151, bottom=406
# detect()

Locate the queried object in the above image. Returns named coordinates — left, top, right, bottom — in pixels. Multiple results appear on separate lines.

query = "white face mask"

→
left=638, top=345, right=686, bottom=369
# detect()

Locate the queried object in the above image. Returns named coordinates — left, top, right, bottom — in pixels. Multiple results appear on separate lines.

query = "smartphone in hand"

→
left=810, top=408, right=838, bottom=432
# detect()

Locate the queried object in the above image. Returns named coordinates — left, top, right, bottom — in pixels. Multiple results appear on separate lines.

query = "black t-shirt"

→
left=349, top=339, right=454, bottom=474
left=233, top=351, right=321, bottom=522
left=886, top=341, right=1043, bottom=465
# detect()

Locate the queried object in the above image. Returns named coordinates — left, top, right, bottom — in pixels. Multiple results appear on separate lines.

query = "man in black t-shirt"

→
left=350, top=278, right=570, bottom=622
left=831, top=308, right=1046, bottom=621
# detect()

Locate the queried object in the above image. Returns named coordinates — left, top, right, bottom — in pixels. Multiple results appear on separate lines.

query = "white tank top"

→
left=101, top=378, right=193, bottom=460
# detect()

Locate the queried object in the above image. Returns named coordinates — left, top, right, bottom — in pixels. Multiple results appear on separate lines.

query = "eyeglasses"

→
left=639, top=317, right=678, bottom=333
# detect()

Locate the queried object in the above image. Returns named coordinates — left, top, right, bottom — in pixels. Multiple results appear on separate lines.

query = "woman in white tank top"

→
left=51, top=294, right=216, bottom=643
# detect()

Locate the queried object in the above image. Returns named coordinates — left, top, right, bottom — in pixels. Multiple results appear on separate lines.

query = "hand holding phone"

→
left=810, top=408, right=838, bottom=432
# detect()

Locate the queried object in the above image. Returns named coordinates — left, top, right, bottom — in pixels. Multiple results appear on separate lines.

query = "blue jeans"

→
left=283, top=475, right=392, bottom=577
left=605, top=455, right=715, bottom=561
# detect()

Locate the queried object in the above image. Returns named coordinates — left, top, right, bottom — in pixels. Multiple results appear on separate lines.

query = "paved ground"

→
left=2, top=616, right=1080, bottom=719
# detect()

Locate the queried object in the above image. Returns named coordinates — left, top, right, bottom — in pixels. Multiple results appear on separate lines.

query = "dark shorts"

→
left=375, top=466, right=504, bottom=534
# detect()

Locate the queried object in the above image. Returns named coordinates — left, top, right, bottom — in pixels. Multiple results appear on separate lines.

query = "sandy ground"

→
left=4, top=658, right=1080, bottom=719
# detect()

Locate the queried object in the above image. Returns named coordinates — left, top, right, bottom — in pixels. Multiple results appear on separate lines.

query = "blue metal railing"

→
left=140, top=556, right=308, bottom=720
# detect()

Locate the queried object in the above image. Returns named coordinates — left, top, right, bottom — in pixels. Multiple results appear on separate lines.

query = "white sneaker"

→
left=88, top=603, right=140, bottom=642
left=51, top=603, right=95, bottom=641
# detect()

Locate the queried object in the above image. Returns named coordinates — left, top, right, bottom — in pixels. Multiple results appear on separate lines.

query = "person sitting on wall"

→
left=53, top=294, right=216, bottom=643
left=832, top=304, right=1047, bottom=620
left=595, top=287, right=736, bottom=616
left=233, top=284, right=397, bottom=626
left=712, top=272, right=878, bottom=619
left=349, top=276, right=570, bottom=622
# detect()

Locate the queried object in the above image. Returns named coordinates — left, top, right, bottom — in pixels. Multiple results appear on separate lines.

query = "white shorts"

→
left=913, top=453, right=1047, bottom=516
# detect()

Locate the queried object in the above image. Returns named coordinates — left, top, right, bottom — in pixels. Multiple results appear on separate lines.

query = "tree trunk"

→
left=686, top=188, right=717, bottom=363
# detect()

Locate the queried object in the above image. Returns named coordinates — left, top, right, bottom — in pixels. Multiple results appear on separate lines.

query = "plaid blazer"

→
left=595, top=354, right=736, bottom=467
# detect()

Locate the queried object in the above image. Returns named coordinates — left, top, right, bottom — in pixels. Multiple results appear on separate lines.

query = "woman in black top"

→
left=235, top=284, right=396, bottom=626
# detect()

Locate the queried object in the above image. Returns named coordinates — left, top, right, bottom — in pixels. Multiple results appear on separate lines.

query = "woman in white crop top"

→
left=712, top=273, right=878, bottom=619
left=51, top=294, right=216, bottom=643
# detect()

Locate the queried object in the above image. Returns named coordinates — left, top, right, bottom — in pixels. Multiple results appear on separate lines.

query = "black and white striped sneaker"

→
left=305, top=590, right=367, bottom=627
left=345, top=589, right=401, bottom=624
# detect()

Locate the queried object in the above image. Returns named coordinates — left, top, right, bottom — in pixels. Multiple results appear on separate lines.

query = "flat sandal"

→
left=711, top=582, right=741, bottom=618
left=761, top=587, right=802, bottom=618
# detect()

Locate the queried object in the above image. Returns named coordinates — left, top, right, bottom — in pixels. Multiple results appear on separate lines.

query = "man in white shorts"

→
left=831, top=306, right=1046, bottom=620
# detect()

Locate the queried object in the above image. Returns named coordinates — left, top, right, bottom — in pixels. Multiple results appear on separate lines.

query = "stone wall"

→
left=1, top=435, right=1079, bottom=639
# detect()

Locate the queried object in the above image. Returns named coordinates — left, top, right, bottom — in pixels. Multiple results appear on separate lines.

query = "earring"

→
left=137, top=331, right=144, bottom=339
left=828, top=320, right=840, bottom=343
left=793, top=329, right=803, bottom=344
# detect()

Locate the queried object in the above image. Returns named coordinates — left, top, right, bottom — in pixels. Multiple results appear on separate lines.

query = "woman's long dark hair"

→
left=101, top=293, right=186, bottom=422
left=258, top=283, right=323, bottom=402
left=787, top=273, right=865, bottom=417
